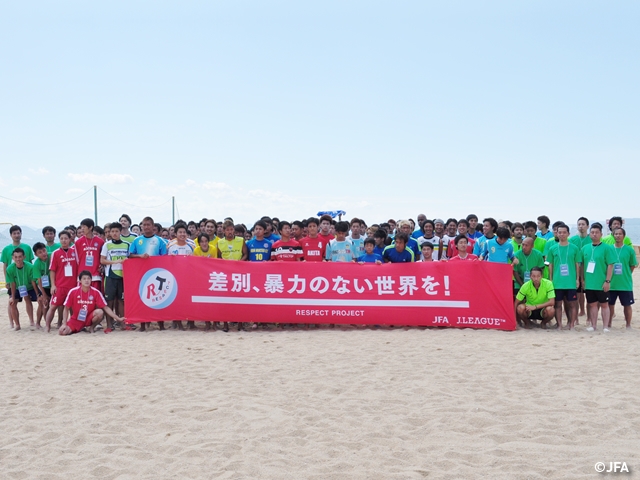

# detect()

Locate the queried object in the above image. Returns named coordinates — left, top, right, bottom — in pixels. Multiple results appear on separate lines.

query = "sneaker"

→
left=586, top=326, right=594, bottom=332
left=603, top=328, right=610, bottom=333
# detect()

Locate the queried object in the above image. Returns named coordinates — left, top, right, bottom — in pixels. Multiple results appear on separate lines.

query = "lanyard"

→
left=558, top=244, right=568, bottom=265
left=590, top=243, right=600, bottom=263
left=17, top=266, right=25, bottom=287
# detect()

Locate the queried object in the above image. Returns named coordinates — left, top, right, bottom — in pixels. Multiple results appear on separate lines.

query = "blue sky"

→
left=1, top=1, right=638, bottom=229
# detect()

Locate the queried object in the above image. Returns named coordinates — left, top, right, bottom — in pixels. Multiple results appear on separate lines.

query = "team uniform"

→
left=129, top=234, right=168, bottom=257
left=546, top=243, right=580, bottom=302
left=480, top=238, right=515, bottom=264
left=569, top=234, right=591, bottom=250
left=271, top=240, right=303, bottom=261
left=74, top=235, right=106, bottom=291
left=120, top=233, right=138, bottom=245
left=299, top=236, right=327, bottom=262
left=1, top=243, right=35, bottom=266
left=447, top=238, right=476, bottom=259
left=537, top=231, right=554, bottom=241
left=417, top=235, right=442, bottom=260
left=448, top=253, right=478, bottom=262
left=194, top=244, right=219, bottom=258
left=516, top=278, right=556, bottom=320
left=357, top=253, right=383, bottom=263
left=263, top=233, right=281, bottom=245
left=608, top=244, right=637, bottom=307
left=167, top=239, right=195, bottom=256
left=63, top=286, right=107, bottom=333
left=6, top=263, right=37, bottom=302
left=246, top=239, right=272, bottom=262
left=32, top=256, right=51, bottom=298
left=49, top=247, right=78, bottom=307
left=513, top=249, right=545, bottom=293
left=382, top=245, right=415, bottom=263
left=101, top=239, right=130, bottom=302
left=217, top=237, right=245, bottom=260
left=602, top=234, right=633, bottom=247
left=325, top=239, right=356, bottom=262
left=579, top=243, right=616, bottom=304
left=472, top=235, right=493, bottom=258
left=45, top=243, right=61, bottom=255
left=348, top=237, right=366, bottom=259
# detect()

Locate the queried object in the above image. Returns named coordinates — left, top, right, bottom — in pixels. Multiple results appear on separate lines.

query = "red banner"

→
left=123, top=257, right=516, bottom=330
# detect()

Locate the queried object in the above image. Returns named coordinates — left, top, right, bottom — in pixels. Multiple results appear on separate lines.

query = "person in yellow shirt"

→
left=194, top=234, right=218, bottom=258
left=217, top=220, right=248, bottom=332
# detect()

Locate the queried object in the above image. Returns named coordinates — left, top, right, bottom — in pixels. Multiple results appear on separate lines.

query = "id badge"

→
left=586, top=261, right=596, bottom=274
left=86, top=253, right=94, bottom=267
left=18, top=285, right=28, bottom=298
left=64, top=263, right=73, bottom=277
left=614, top=263, right=623, bottom=275
left=78, top=307, right=88, bottom=322
left=524, top=271, right=531, bottom=282
left=560, top=264, right=569, bottom=277
left=41, top=275, right=50, bottom=288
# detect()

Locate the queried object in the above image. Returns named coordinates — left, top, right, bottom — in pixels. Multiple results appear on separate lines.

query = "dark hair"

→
left=454, top=234, right=469, bottom=246
left=131, top=224, right=140, bottom=231
left=306, top=217, right=319, bottom=227
left=577, top=216, right=589, bottom=225
left=422, top=220, right=435, bottom=231
left=197, top=233, right=210, bottom=243
left=373, top=229, right=387, bottom=240
left=42, top=226, right=56, bottom=235
left=457, top=219, right=469, bottom=228
left=551, top=220, right=564, bottom=230
left=350, top=217, right=361, bottom=226
left=174, top=221, right=188, bottom=233
left=608, top=216, right=623, bottom=229
left=503, top=220, right=513, bottom=230
left=364, top=237, right=375, bottom=246
left=556, top=224, right=570, bottom=234
left=319, top=214, right=333, bottom=224
left=33, top=242, right=47, bottom=253
left=334, top=221, right=349, bottom=233
left=292, top=220, right=304, bottom=229
left=254, top=220, right=268, bottom=230
left=524, top=221, right=537, bottom=231
left=109, top=222, right=122, bottom=231
left=278, top=221, right=291, bottom=232
left=446, top=218, right=457, bottom=227
left=496, top=227, right=510, bottom=240
left=80, top=218, right=95, bottom=229
left=512, top=222, right=524, bottom=232
left=614, top=227, right=626, bottom=236
left=58, top=231, right=71, bottom=240
left=421, top=241, right=434, bottom=250
left=530, top=267, right=543, bottom=275
left=590, top=222, right=603, bottom=232
left=537, top=215, right=550, bottom=229
left=119, top=214, right=132, bottom=224
left=78, top=270, right=92, bottom=280
left=466, top=214, right=478, bottom=222
left=154, top=223, right=162, bottom=232
left=234, top=224, right=246, bottom=235
left=483, top=218, right=498, bottom=233
left=9, top=225, right=22, bottom=234
left=12, top=247, right=25, bottom=256
left=142, top=216, right=154, bottom=224
left=395, top=232, right=409, bottom=244
left=92, top=226, right=104, bottom=236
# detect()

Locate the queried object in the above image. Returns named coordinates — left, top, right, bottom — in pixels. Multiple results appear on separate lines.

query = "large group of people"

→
left=2, top=212, right=636, bottom=335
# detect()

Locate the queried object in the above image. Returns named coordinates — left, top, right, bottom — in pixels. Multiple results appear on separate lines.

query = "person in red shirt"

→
left=45, top=231, right=78, bottom=332
left=74, top=218, right=105, bottom=292
left=299, top=218, right=328, bottom=262
left=59, top=271, right=125, bottom=335
left=271, top=222, right=303, bottom=261
left=317, top=214, right=335, bottom=245
left=448, top=236, right=479, bottom=261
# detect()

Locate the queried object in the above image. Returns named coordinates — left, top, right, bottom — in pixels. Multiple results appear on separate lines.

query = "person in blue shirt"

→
left=479, top=227, right=519, bottom=265
left=383, top=233, right=415, bottom=263
left=537, top=215, right=553, bottom=240
left=373, top=229, right=387, bottom=256
left=473, top=217, right=498, bottom=256
left=357, top=238, right=383, bottom=264
left=246, top=221, right=272, bottom=262
left=394, top=220, right=420, bottom=259
left=467, top=214, right=483, bottom=240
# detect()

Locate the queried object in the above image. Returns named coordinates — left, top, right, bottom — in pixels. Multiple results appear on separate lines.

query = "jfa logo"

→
left=139, top=268, right=178, bottom=309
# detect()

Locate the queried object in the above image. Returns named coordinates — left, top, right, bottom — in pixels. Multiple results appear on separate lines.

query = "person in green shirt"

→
left=6, top=248, right=37, bottom=331
left=524, top=221, right=547, bottom=253
left=608, top=228, right=637, bottom=329
left=547, top=224, right=581, bottom=330
left=42, top=226, right=61, bottom=254
left=513, top=237, right=545, bottom=294
left=31, top=242, right=52, bottom=330
left=569, top=216, right=591, bottom=318
left=515, top=267, right=556, bottom=329
left=579, top=222, right=616, bottom=332
left=602, top=216, right=633, bottom=247
left=1, top=225, right=35, bottom=329
left=511, top=222, right=525, bottom=253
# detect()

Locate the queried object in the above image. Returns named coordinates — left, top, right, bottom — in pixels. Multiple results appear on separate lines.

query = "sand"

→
left=1, top=272, right=640, bottom=479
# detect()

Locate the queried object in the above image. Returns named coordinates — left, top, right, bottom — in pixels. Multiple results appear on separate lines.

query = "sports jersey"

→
left=516, top=278, right=556, bottom=306
left=45, top=243, right=61, bottom=255
left=542, top=238, right=558, bottom=258
left=1, top=243, right=34, bottom=265
left=511, top=238, right=523, bottom=253
left=246, top=238, right=272, bottom=262
left=468, top=230, right=483, bottom=240
left=32, top=256, right=51, bottom=289
left=74, top=235, right=106, bottom=280
left=447, top=238, right=475, bottom=259
left=325, top=239, right=356, bottom=262
left=64, top=285, right=107, bottom=330
left=449, top=253, right=478, bottom=261
left=579, top=243, right=616, bottom=291
left=417, top=235, right=442, bottom=260
left=531, top=237, right=547, bottom=253
left=49, top=247, right=79, bottom=290
left=194, top=244, right=219, bottom=259
left=357, top=253, right=383, bottom=263
left=217, top=236, right=245, bottom=260
left=546, top=243, right=580, bottom=290
left=602, top=234, right=632, bottom=247
left=481, top=238, right=514, bottom=264
left=271, top=239, right=303, bottom=261
left=129, top=235, right=167, bottom=257
left=348, top=237, right=366, bottom=259
left=411, top=229, right=423, bottom=240
left=472, top=235, right=494, bottom=257
left=263, top=233, right=281, bottom=245
left=167, top=239, right=195, bottom=256
left=373, top=245, right=385, bottom=257
left=299, top=236, right=327, bottom=262
left=382, top=245, right=415, bottom=263
left=569, top=234, right=591, bottom=251
left=100, top=240, right=131, bottom=278
left=537, top=230, right=554, bottom=241
left=318, top=233, right=335, bottom=245
left=6, top=263, right=35, bottom=291
left=513, top=249, right=545, bottom=288
left=610, top=245, right=637, bottom=291
left=120, top=233, right=138, bottom=244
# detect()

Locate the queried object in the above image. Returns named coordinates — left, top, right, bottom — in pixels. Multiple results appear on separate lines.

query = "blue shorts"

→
left=555, top=289, right=577, bottom=302
left=10, top=287, right=38, bottom=302
left=608, top=291, right=635, bottom=307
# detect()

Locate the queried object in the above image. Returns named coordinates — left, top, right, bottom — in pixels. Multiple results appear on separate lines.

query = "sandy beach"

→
left=1, top=272, right=640, bottom=479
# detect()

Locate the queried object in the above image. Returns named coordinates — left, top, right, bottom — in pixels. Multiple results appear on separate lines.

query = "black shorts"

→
left=11, top=287, right=38, bottom=302
left=104, top=277, right=124, bottom=302
left=529, top=308, right=544, bottom=320
left=585, top=289, right=609, bottom=304
left=608, top=291, right=635, bottom=307
left=43, top=287, right=51, bottom=297
left=555, top=289, right=577, bottom=302
left=577, top=285, right=585, bottom=293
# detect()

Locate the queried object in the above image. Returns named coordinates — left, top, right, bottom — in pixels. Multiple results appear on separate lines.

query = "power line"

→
left=0, top=188, right=92, bottom=206
left=97, top=187, right=172, bottom=209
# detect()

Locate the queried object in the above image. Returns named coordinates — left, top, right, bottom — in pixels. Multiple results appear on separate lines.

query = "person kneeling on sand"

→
left=514, top=267, right=556, bottom=329
left=59, top=271, right=125, bottom=336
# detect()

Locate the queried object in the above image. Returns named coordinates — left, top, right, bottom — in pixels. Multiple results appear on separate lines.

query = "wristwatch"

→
left=604, top=280, right=611, bottom=283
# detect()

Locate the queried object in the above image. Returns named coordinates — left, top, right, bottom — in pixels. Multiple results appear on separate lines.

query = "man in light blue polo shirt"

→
left=479, top=227, right=518, bottom=265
